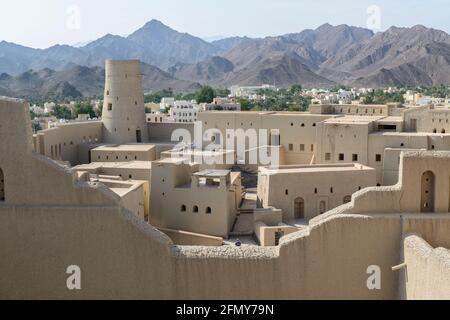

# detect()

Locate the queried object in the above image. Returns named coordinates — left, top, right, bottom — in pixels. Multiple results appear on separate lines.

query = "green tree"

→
left=31, top=119, right=42, bottom=133
left=74, top=103, right=96, bottom=119
left=195, top=86, right=216, bottom=103
left=290, top=85, right=303, bottom=95
left=30, top=110, right=38, bottom=120
left=239, top=98, right=253, bottom=111
left=95, top=106, right=102, bottom=118
left=362, top=90, right=405, bottom=105
left=215, top=88, right=231, bottom=97
left=144, top=88, right=174, bottom=103
left=51, top=105, right=73, bottom=120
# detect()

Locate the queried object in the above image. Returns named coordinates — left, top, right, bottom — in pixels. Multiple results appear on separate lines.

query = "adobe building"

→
left=150, top=158, right=242, bottom=238
left=1, top=59, right=450, bottom=299
left=91, top=144, right=157, bottom=162
left=198, top=103, right=450, bottom=186
left=258, top=163, right=376, bottom=221
left=1, top=97, right=450, bottom=299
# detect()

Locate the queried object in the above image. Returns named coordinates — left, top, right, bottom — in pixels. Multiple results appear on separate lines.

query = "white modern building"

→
left=160, top=97, right=175, bottom=110
left=170, top=100, right=199, bottom=123
left=43, top=102, right=56, bottom=114
left=337, top=89, right=353, bottom=104
left=230, top=85, right=277, bottom=99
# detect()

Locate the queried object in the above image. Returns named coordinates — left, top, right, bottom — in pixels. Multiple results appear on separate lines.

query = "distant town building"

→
left=160, top=97, right=175, bottom=110
left=30, top=105, right=45, bottom=116
left=230, top=85, right=277, bottom=99
left=170, top=100, right=199, bottom=123
left=43, top=102, right=56, bottom=113
left=337, top=89, right=353, bottom=104
left=201, top=97, right=241, bottom=111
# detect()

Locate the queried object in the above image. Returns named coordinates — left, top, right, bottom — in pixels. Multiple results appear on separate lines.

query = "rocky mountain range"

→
left=0, top=20, right=449, bottom=99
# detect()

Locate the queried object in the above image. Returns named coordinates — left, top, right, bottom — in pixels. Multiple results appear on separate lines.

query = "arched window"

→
left=206, top=207, right=212, bottom=214
left=421, top=171, right=435, bottom=213
left=181, top=205, right=186, bottom=212
left=0, top=168, right=5, bottom=201
left=193, top=206, right=199, bottom=213
left=294, top=197, right=305, bottom=219
left=343, top=195, right=352, bottom=204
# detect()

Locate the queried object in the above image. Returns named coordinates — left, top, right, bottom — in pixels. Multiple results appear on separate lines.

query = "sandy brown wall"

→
left=402, top=234, right=450, bottom=300
left=37, top=122, right=103, bottom=165
left=2, top=205, right=450, bottom=299
left=148, top=122, right=194, bottom=142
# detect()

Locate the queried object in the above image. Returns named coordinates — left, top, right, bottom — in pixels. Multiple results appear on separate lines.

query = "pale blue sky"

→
left=0, top=0, right=448, bottom=48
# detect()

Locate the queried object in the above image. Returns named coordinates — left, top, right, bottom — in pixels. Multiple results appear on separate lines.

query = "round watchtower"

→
left=102, top=60, right=149, bottom=144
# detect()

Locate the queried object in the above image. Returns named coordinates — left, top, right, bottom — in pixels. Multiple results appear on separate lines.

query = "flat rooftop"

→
left=260, top=163, right=374, bottom=175
left=200, top=111, right=335, bottom=117
left=95, top=177, right=146, bottom=197
left=322, top=103, right=388, bottom=108
left=324, top=116, right=385, bottom=124
left=155, top=157, right=196, bottom=166
left=376, top=116, right=403, bottom=123
left=370, top=131, right=449, bottom=137
left=194, top=169, right=231, bottom=177
left=93, top=144, right=155, bottom=152
left=163, top=148, right=234, bottom=156
left=75, top=161, right=152, bottom=170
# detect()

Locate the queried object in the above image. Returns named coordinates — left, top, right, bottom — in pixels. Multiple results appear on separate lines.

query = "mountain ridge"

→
left=1, top=20, right=449, bottom=97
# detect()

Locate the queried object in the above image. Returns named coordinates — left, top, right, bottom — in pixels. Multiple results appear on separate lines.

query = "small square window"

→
left=339, top=154, right=345, bottom=161
left=352, top=154, right=358, bottom=162
left=376, top=154, right=382, bottom=162
left=300, top=144, right=305, bottom=151
left=108, top=103, right=113, bottom=111
left=325, top=153, right=331, bottom=161
left=289, top=144, right=294, bottom=151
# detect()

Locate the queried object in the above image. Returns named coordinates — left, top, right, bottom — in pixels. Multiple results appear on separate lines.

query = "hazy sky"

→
left=0, top=0, right=449, bottom=48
